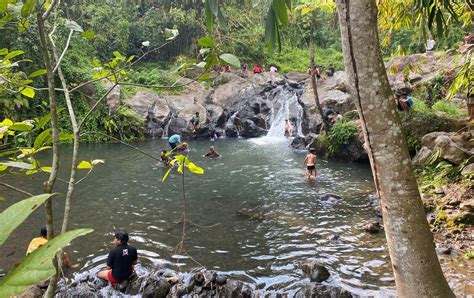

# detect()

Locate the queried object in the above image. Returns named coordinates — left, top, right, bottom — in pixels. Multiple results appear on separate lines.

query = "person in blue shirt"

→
left=168, top=134, right=181, bottom=150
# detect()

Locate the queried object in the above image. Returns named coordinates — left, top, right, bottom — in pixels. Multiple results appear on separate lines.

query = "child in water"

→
left=204, top=146, right=220, bottom=158
left=303, top=148, right=317, bottom=179
left=160, top=150, right=172, bottom=167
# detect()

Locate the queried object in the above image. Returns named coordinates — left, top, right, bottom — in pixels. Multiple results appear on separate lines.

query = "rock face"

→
left=55, top=267, right=352, bottom=297
left=412, top=131, right=474, bottom=166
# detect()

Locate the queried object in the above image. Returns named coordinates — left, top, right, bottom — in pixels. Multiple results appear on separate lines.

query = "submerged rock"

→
left=300, top=258, right=331, bottom=282
left=363, top=220, right=382, bottom=234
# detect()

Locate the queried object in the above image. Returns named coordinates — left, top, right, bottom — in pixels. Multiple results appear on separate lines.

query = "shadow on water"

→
left=0, top=138, right=406, bottom=296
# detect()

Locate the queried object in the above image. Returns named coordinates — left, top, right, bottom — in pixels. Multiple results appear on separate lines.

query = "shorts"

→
left=107, top=270, right=119, bottom=287
left=307, top=165, right=315, bottom=170
left=169, top=142, right=177, bottom=149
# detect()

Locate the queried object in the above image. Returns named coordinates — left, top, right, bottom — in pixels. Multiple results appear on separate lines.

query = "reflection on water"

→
left=2, top=138, right=391, bottom=295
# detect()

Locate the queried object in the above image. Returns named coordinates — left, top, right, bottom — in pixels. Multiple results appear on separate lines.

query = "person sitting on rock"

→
left=269, top=65, right=278, bottom=73
left=253, top=65, right=263, bottom=74
left=326, top=64, right=335, bottom=77
left=190, top=112, right=200, bottom=133
left=395, top=94, right=413, bottom=112
left=97, top=232, right=137, bottom=287
left=204, top=146, right=220, bottom=158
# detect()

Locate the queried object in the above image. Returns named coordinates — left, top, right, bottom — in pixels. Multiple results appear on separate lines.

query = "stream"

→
left=0, top=138, right=471, bottom=296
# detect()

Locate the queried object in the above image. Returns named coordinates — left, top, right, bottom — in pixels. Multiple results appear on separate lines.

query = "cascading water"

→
left=266, top=86, right=304, bottom=138
left=161, top=113, right=175, bottom=139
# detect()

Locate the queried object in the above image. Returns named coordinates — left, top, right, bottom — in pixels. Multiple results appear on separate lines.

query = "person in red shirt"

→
left=253, top=65, right=263, bottom=74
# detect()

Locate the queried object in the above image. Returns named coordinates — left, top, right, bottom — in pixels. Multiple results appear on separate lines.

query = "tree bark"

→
left=335, top=0, right=454, bottom=297
left=36, top=4, right=60, bottom=297
left=309, top=24, right=327, bottom=132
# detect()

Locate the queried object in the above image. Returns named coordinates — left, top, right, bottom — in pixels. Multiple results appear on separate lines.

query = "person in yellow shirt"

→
left=26, top=227, right=71, bottom=267
left=26, top=227, right=48, bottom=255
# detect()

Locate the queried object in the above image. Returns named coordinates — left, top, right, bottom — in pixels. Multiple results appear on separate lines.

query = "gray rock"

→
left=300, top=258, right=331, bottom=283
left=461, top=163, right=474, bottom=177
left=105, top=81, right=121, bottom=116
left=363, top=220, right=381, bottom=233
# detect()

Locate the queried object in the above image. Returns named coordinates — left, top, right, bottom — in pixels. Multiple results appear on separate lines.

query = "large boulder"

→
left=413, top=131, right=474, bottom=166
left=105, top=81, right=121, bottom=115
left=300, top=258, right=331, bottom=282
left=240, top=119, right=266, bottom=138
left=285, top=72, right=309, bottom=82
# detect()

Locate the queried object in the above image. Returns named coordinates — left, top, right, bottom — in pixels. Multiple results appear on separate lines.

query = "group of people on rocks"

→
left=308, top=64, right=335, bottom=82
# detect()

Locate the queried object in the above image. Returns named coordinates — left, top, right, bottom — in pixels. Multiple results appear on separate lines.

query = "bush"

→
left=326, top=122, right=358, bottom=155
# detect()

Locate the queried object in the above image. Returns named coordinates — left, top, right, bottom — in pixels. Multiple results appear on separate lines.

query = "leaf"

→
left=219, top=53, right=240, bottom=68
left=187, top=162, right=204, bottom=175
left=217, top=9, right=227, bottom=31
left=59, top=132, right=74, bottom=141
left=33, top=128, right=52, bottom=149
left=0, top=48, right=8, bottom=55
left=198, top=72, right=212, bottom=82
left=273, top=0, right=288, bottom=27
left=265, top=7, right=277, bottom=50
left=77, top=161, right=92, bottom=169
left=0, top=194, right=54, bottom=246
left=284, top=0, right=291, bottom=10
left=81, top=29, right=95, bottom=39
left=9, top=123, right=33, bottom=131
left=20, top=0, right=35, bottom=18
left=91, top=159, right=105, bottom=165
left=0, top=161, right=34, bottom=170
left=142, top=41, right=150, bottom=47
left=164, top=28, right=179, bottom=41
left=0, top=149, right=19, bottom=157
left=4, top=50, right=24, bottom=60
left=65, top=20, right=83, bottom=32
left=19, top=87, right=35, bottom=98
left=162, top=167, right=173, bottom=182
left=198, top=36, right=215, bottom=47
left=0, top=228, right=93, bottom=297
left=204, top=0, right=214, bottom=33
left=0, top=119, right=13, bottom=126
left=251, top=0, right=259, bottom=8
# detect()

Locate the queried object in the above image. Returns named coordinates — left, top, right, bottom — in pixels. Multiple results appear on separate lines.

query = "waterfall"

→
left=161, top=113, right=174, bottom=139
left=266, top=87, right=304, bottom=138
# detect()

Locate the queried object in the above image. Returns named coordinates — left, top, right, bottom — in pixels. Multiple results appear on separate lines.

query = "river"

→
left=0, top=138, right=471, bottom=296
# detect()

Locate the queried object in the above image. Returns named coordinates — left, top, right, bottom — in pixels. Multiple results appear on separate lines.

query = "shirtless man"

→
left=303, top=148, right=317, bottom=179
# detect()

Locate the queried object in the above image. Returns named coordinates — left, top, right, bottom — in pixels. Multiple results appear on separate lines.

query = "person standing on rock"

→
left=190, top=112, right=200, bottom=133
left=168, top=134, right=181, bottom=150
left=97, top=232, right=137, bottom=287
left=284, top=119, right=294, bottom=137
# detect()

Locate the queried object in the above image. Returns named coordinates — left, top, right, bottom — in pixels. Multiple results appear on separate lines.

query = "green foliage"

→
left=267, top=47, right=343, bottom=73
left=465, top=250, right=474, bottom=260
left=0, top=194, right=55, bottom=246
left=0, top=228, right=93, bottom=297
left=432, top=100, right=466, bottom=118
left=326, top=122, right=358, bottom=155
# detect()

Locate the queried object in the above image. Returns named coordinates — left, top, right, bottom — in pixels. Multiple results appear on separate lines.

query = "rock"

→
left=417, top=131, right=474, bottom=166
left=363, top=220, right=381, bottom=233
left=462, top=164, right=474, bottom=177
left=327, top=234, right=340, bottom=241
left=436, top=245, right=452, bottom=255
left=285, top=72, right=309, bottom=82
left=460, top=200, right=474, bottom=213
left=105, top=81, right=121, bottom=116
left=458, top=211, right=474, bottom=225
left=167, top=117, right=190, bottom=136
left=434, top=187, right=445, bottom=195
left=240, top=119, right=266, bottom=138
left=142, top=278, right=171, bottom=298
left=311, top=284, right=353, bottom=298
left=225, top=123, right=239, bottom=138
left=412, top=146, right=433, bottom=166
left=320, top=194, right=342, bottom=205
left=300, top=258, right=331, bottom=282
left=18, top=285, right=45, bottom=297
left=216, top=274, right=227, bottom=286
left=193, top=272, right=205, bottom=286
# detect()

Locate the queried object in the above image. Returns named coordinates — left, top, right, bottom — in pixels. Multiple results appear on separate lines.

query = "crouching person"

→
left=97, top=232, right=138, bottom=287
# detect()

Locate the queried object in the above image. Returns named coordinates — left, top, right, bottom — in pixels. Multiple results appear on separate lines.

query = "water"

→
left=2, top=139, right=470, bottom=296
left=266, top=87, right=303, bottom=138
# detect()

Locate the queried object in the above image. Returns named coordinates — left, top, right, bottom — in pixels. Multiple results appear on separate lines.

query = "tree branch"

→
left=0, top=182, right=34, bottom=197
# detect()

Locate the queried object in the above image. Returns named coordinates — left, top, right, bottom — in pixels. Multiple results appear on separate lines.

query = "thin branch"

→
left=53, top=29, right=74, bottom=73
left=42, top=0, right=59, bottom=20
left=0, top=182, right=34, bottom=197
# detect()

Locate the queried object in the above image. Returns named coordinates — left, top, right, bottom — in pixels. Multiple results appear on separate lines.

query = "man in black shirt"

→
left=97, top=232, right=138, bottom=286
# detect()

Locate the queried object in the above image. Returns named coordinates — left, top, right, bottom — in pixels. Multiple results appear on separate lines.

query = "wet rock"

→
left=225, top=123, right=239, bottom=138
left=169, top=283, right=188, bottom=297
left=193, top=272, right=205, bottom=286
left=363, top=220, right=381, bottom=234
left=300, top=258, right=331, bottom=282
left=142, top=279, right=171, bottom=298
left=285, top=72, right=308, bottom=82
left=311, top=283, right=353, bottom=298
left=216, top=274, right=227, bottom=286
left=436, top=245, right=452, bottom=255
left=327, top=234, right=340, bottom=242
left=167, top=117, right=190, bottom=136
left=320, top=194, right=342, bottom=205
left=240, top=119, right=266, bottom=138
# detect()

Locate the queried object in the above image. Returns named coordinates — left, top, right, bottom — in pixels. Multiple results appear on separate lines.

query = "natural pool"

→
left=2, top=137, right=466, bottom=296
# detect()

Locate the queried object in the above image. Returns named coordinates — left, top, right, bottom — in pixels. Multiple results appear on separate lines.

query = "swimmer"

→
left=204, top=146, right=220, bottom=158
left=160, top=150, right=172, bottom=166
left=303, top=148, right=317, bottom=179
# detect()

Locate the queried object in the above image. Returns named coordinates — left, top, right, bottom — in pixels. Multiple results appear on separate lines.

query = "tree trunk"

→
left=309, top=24, right=327, bottom=132
left=334, top=0, right=454, bottom=297
left=36, top=4, right=60, bottom=297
